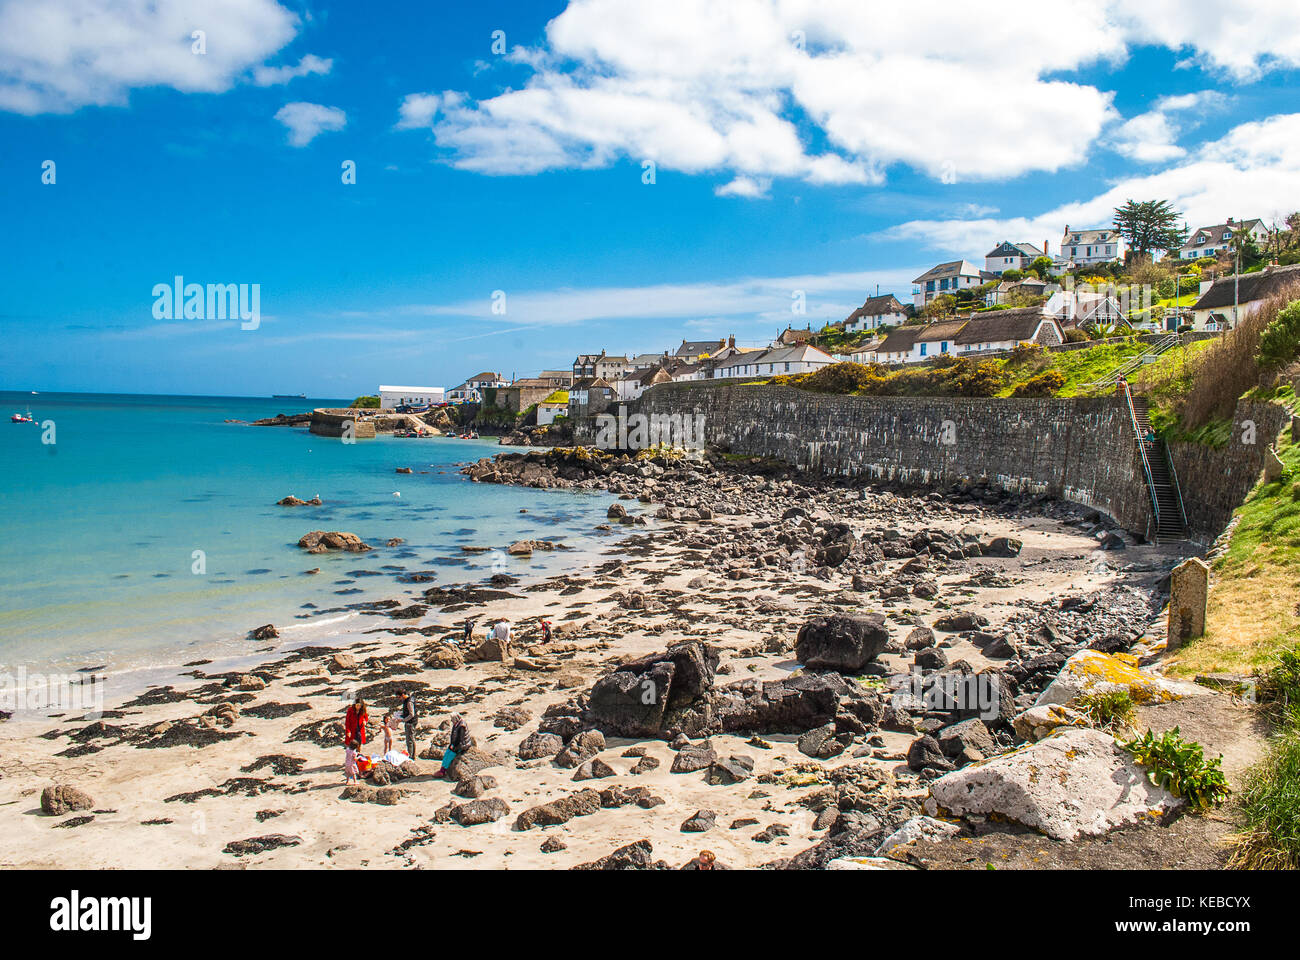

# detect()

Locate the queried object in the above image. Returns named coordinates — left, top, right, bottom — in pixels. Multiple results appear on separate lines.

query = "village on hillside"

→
left=378, top=204, right=1300, bottom=429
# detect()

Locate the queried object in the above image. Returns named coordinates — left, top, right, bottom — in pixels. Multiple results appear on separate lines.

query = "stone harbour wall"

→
left=575, top=383, right=1287, bottom=541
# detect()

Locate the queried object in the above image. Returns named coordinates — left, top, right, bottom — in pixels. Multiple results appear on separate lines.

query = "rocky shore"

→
left=0, top=445, right=1256, bottom=870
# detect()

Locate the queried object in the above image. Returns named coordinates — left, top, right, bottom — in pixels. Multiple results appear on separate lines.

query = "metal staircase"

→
left=1125, top=389, right=1188, bottom=542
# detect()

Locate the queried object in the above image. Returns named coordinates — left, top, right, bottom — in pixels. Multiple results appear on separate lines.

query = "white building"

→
left=536, top=390, right=569, bottom=426
left=912, top=261, right=988, bottom=309
left=984, top=241, right=1046, bottom=276
left=844, top=294, right=908, bottom=332
left=1189, top=264, right=1300, bottom=329
left=954, top=310, right=1064, bottom=354
left=378, top=385, right=444, bottom=409
left=712, top=344, right=835, bottom=379
left=1060, top=226, right=1125, bottom=266
left=1179, top=218, right=1268, bottom=261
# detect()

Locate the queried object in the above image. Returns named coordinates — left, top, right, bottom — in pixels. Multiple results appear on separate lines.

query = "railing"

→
left=1085, top=334, right=1179, bottom=388
left=1165, top=444, right=1188, bottom=532
left=1123, top=383, right=1162, bottom=537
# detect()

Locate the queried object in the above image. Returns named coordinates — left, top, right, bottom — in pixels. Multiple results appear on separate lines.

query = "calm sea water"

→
left=0, top=392, right=609, bottom=691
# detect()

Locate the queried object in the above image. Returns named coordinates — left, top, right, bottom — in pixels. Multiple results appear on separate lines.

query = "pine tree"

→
left=1112, top=200, right=1188, bottom=261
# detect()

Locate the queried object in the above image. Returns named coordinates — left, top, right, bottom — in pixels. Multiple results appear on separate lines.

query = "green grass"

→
left=1075, top=688, right=1137, bottom=735
left=1229, top=651, right=1300, bottom=869
left=1170, top=429, right=1300, bottom=677
left=994, top=339, right=1150, bottom=398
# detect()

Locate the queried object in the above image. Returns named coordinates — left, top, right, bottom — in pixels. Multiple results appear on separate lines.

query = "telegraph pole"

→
left=1233, top=216, right=1241, bottom=329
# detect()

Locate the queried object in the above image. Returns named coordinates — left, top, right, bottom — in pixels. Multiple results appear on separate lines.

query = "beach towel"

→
left=441, top=748, right=457, bottom=770
left=383, top=749, right=408, bottom=766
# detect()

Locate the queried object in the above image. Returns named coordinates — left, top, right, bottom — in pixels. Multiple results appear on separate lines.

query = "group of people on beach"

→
left=342, top=691, right=470, bottom=785
left=460, top=615, right=552, bottom=657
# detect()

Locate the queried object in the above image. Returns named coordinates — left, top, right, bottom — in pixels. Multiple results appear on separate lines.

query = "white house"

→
left=712, top=344, right=835, bottom=379
left=615, top=366, right=673, bottom=401
left=954, top=309, right=1064, bottom=355
left=912, top=261, right=988, bottom=309
left=536, top=390, right=569, bottom=426
left=1179, top=218, right=1268, bottom=261
left=844, top=294, right=908, bottom=332
left=984, top=241, right=1046, bottom=276
left=987, top=277, right=1049, bottom=305
left=1044, top=288, right=1128, bottom=328
left=1060, top=226, right=1126, bottom=266
left=1189, top=264, right=1300, bottom=329
left=869, top=327, right=921, bottom=364
left=838, top=338, right=883, bottom=364
left=447, top=372, right=508, bottom=403
left=378, top=385, right=444, bottom=409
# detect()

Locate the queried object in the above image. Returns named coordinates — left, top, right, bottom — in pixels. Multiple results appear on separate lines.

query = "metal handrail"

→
left=1124, top=384, right=1162, bottom=536
left=1086, top=334, right=1178, bottom=388
left=1165, top=444, right=1188, bottom=531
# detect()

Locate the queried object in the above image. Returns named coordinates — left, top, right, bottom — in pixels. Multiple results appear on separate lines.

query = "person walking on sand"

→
left=462, top=617, right=476, bottom=646
left=397, top=689, right=419, bottom=759
left=540, top=618, right=552, bottom=644
left=343, top=739, right=359, bottom=785
left=492, top=617, right=512, bottom=661
left=436, top=713, right=471, bottom=779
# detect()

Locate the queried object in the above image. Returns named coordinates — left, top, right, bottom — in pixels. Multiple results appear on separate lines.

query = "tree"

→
left=1112, top=200, right=1188, bottom=261
left=1028, top=256, right=1054, bottom=279
left=920, top=294, right=956, bottom=319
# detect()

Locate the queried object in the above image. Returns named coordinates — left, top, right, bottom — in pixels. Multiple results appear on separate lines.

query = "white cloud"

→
left=394, top=92, right=443, bottom=130
left=0, top=0, right=303, bottom=114
left=275, top=101, right=346, bottom=146
left=1108, top=90, right=1228, bottom=163
left=886, top=112, right=1300, bottom=255
left=395, top=0, right=1300, bottom=192
left=716, top=176, right=771, bottom=198
left=252, top=53, right=332, bottom=86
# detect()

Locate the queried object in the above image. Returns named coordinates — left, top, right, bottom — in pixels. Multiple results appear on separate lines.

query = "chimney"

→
left=728, top=334, right=735, bottom=348
left=1226, top=217, right=1234, bottom=225
left=1043, top=240, right=1049, bottom=258
left=1064, top=225, right=1069, bottom=235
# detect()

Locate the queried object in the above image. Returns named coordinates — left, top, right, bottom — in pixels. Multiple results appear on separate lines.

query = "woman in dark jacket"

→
left=437, top=714, right=470, bottom=779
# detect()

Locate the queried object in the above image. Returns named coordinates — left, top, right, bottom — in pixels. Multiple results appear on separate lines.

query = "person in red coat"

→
left=344, top=697, right=369, bottom=748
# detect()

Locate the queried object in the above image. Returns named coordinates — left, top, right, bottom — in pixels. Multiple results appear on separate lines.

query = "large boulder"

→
left=585, top=641, right=718, bottom=738
left=927, top=727, right=1183, bottom=841
left=795, top=614, right=891, bottom=673
left=1036, top=649, right=1208, bottom=708
left=714, top=672, right=883, bottom=735
left=297, top=531, right=371, bottom=553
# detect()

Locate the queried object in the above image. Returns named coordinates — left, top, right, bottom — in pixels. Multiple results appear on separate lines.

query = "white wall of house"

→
left=906, top=338, right=954, bottom=362
left=537, top=402, right=567, bottom=426
left=378, top=386, right=444, bottom=408
left=846, top=310, right=906, bottom=332
left=1061, top=235, right=1125, bottom=265
left=913, top=273, right=983, bottom=309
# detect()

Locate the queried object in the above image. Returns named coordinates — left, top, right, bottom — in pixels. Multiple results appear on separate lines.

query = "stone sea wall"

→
left=576, top=383, right=1284, bottom=541
left=1166, top=400, right=1290, bottom=537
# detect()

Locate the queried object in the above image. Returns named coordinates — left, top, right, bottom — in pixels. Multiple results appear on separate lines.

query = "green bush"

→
left=798, top=361, right=881, bottom=394
left=1257, top=300, right=1300, bottom=370
left=1121, top=726, right=1231, bottom=811
left=1011, top=369, right=1066, bottom=397
left=350, top=395, right=380, bottom=408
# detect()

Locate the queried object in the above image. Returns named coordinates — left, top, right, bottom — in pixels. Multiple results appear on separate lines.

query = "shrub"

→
left=797, top=361, right=881, bottom=394
left=1257, top=300, right=1300, bottom=370
left=1012, top=369, right=1066, bottom=397
left=350, top=395, right=380, bottom=408
left=1064, top=327, right=1090, bottom=343
left=1121, top=726, right=1231, bottom=811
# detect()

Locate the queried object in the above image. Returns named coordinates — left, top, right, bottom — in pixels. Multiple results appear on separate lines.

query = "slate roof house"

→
left=984, top=241, right=1046, bottom=276
left=912, top=260, right=989, bottom=308
left=1179, top=218, right=1268, bottom=261
left=1060, top=225, right=1125, bottom=266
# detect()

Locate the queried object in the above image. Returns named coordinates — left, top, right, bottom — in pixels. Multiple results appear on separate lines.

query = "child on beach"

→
left=344, top=739, right=359, bottom=785
left=381, top=712, right=396, bottom=754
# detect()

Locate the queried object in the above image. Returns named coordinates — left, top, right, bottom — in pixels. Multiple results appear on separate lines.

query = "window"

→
left=926, top=280, right=935, bottom=292
left=940, top=341, right=949, bottom=353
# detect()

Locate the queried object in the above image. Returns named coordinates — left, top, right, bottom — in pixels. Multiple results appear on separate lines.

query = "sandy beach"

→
left=0, top=451, right=1200, bottom=870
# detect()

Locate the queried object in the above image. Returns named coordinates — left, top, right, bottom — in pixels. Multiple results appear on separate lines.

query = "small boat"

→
left=11, top=410, right=34, bottom=423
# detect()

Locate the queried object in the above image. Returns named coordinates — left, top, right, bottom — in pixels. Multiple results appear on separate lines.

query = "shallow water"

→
left=0, top=391, right=610, bottom=690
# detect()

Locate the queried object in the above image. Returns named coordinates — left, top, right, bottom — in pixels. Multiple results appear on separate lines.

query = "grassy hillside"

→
left=1169, top=428, right=1300, bottom=678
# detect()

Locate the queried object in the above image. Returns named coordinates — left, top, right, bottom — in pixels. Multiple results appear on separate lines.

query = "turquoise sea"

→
left=0, top=392, right=608, bottom=694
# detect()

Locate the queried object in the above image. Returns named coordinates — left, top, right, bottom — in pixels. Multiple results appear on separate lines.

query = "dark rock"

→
left=795, top=614, right=891, bottom=672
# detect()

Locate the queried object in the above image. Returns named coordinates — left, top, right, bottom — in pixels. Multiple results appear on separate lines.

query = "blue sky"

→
left=4, top=0, right=1300, bottom=397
